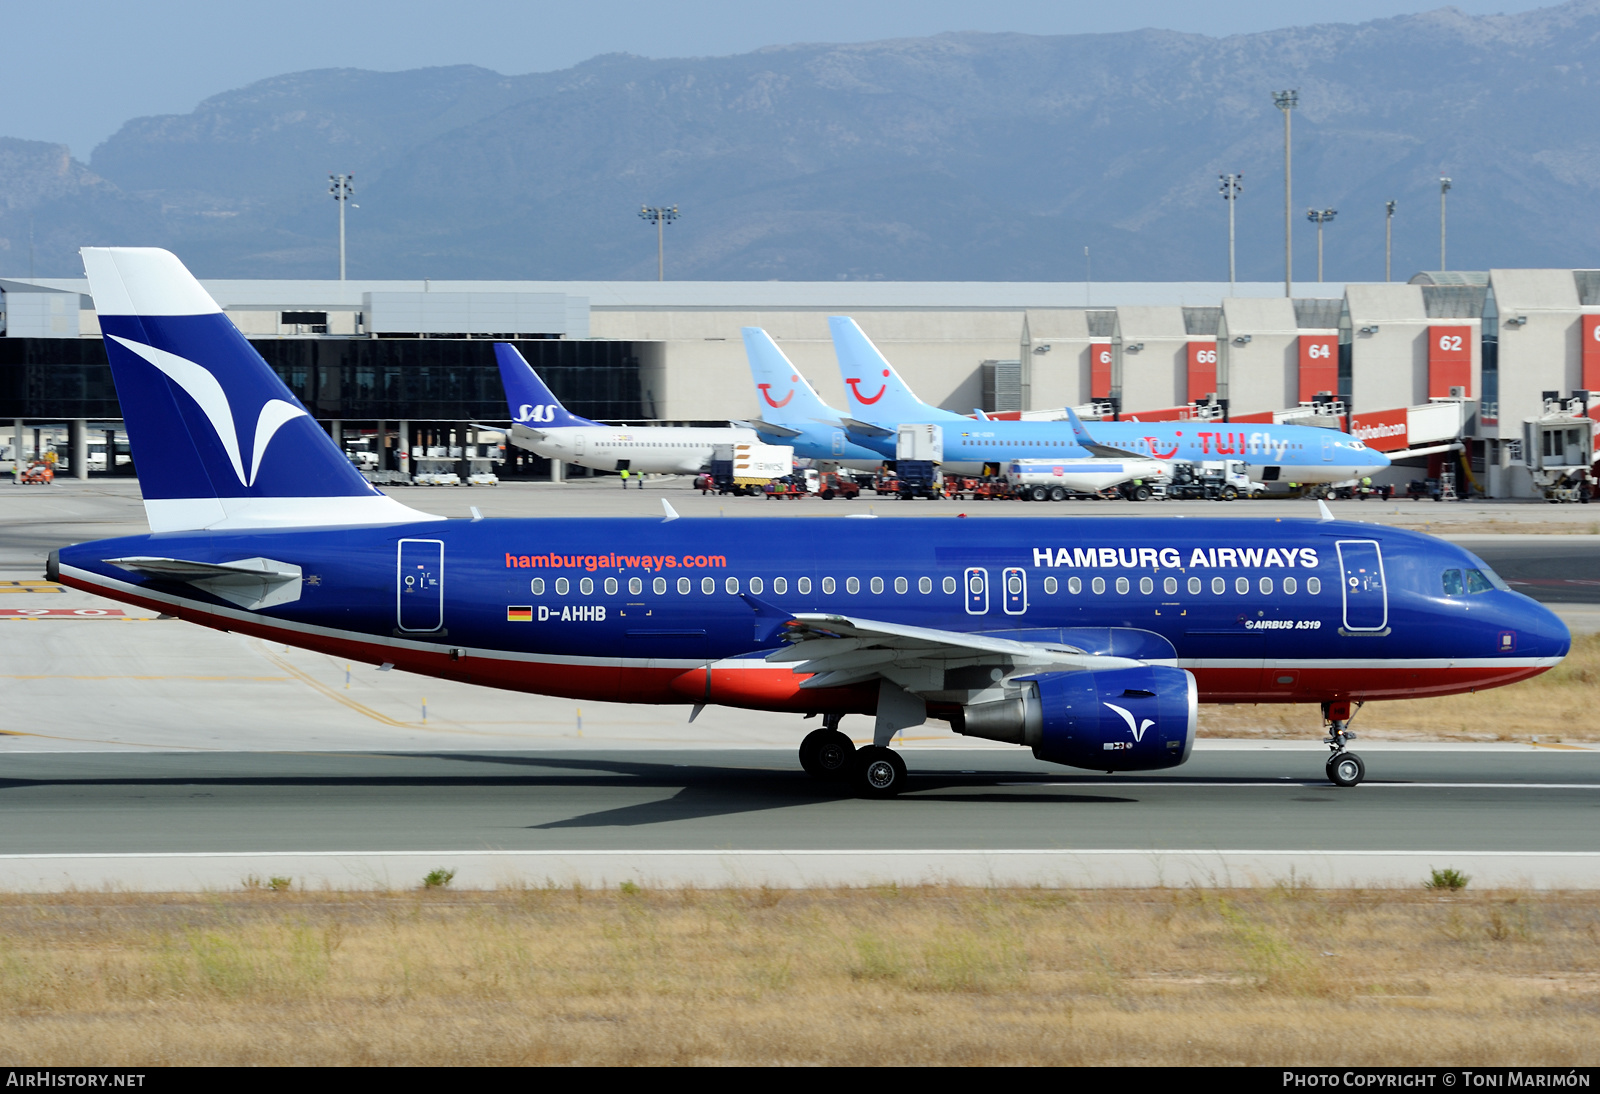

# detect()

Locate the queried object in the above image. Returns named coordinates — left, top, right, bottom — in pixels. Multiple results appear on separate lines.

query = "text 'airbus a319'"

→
left=50, top=249, right=1569, bottom=796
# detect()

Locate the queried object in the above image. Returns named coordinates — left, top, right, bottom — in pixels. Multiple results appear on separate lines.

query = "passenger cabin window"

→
left=678, top=577, right=691, bottom=594
left=918, top=577, right=932, bottom=594
left=652, top=577, right=665, bottom=595
left=846, top=577, right=860, bottom=594
left=1044, top=576, right=1058, bottom=594
left=798, top=577, right=811, bottom=595
left=629, top=577, right=642, bottom=595
left=532, top=578, right=545, bottom=595
left=580, top=578, right=593, bottom=595
left=1307, top=577, right=1322, bottom=595
left=774, top=577, right=788, bottom=595
left=702, top=577, right=716, bottom=594
left=1442, top=569, right=1465, bottom=596
left=604, top=578, right=617, bottom=595
left=749, top=577, right=764, bottom=595
left=556, top=578, right=570, bottom=595
left=943, top=576, right=957, bottom=594
left=823, top=577, right=837, bottom=594
left=894, top=577, right=907, bottom=594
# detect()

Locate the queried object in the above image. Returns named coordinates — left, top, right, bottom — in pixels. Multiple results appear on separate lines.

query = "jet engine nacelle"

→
left=955, top=666, right=1197, bottom=772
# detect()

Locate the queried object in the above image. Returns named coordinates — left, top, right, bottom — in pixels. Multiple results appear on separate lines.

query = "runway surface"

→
left=0, top=747, right=1597, bottom=889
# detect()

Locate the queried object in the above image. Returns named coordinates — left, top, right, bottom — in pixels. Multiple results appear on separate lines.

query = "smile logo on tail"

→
left=1104, top=702, right=1154, bottom=743
left=109, top=335, right=306, bottom=488
left=757, top=381, right=794, bottom=409
left=846, top=369, right=891, bottom=404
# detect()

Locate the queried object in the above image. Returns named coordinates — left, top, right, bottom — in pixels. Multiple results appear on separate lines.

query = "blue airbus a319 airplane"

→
left=51, top=249, right=1568, bottom=796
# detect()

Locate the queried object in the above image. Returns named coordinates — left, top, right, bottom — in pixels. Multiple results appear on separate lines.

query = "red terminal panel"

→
left=1185, top=342, right=1218, bottom=404
left=1297, top=334, right=1338, bottom=403
left=1428, top=325, right=1472, bottom=398
left=1090, top=343, right=1112, bottom=399
left=1582, top=315, right=1600, bottom=392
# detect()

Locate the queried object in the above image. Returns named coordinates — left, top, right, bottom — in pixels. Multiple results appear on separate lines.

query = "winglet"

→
left=661, top=498, right=680, bottom=522
left=1317, top=499, right=1335, bottom=522
left=1062, top=406, right=1098, bottom=445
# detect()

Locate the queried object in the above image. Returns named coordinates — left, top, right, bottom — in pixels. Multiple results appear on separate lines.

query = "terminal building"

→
left=2, top=271, right=1596, bottom=497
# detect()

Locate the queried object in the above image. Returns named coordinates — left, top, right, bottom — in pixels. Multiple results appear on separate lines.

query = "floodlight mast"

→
left=1438, top=177, right=1452, bottom=270
left=1274, top=90, right=1298, bottom=298
left=1385, top=200, right=1397, bottom=282
left=1306, top=208, right=1336, bottom=282
left=1219, top=173, right=1242, bottom=294
left=329, top=174, right=354, bottom=281
left=639, top=205, right=680, bottom=281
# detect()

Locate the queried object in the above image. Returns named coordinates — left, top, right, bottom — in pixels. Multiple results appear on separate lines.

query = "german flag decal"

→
left=507, top=605, right=533, bottom=622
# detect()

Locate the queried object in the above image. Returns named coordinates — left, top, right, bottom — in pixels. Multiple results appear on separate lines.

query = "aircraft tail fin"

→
left=828, top=316, right=965, bottom=424
left=81, top=247, right=434, bottom=533
left=740, top=327, right=839, bottom=425
left=495, top=344, right=599, bottom=428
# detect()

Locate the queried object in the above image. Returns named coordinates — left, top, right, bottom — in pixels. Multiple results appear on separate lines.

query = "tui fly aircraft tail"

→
left=740, top=327, right=839, bottom=425
left=81, top=247, right=435, bottom=533
left=495, top=344, right=599, bottom=429
left=828, top=316, right=968, bottom=425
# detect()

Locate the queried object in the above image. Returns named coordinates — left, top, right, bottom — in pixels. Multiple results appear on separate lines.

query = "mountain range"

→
left=4, top=2, right=1600, bottom=282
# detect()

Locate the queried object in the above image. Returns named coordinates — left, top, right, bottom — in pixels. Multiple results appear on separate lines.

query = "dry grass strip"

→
left=0, top=885, right=1595, bottom=1065
left=1202, top=632, right=1600, bottom=742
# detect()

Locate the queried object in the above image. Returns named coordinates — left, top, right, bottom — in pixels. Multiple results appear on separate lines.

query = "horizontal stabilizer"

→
left=107, top=556, right=303, bottom=610
left=743, top=419, right=804, bottom=439
left=840, top=417, right=895, bottom=439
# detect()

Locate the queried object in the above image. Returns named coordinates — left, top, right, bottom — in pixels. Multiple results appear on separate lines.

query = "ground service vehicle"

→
left=55, top=249, right=1571, bottom=798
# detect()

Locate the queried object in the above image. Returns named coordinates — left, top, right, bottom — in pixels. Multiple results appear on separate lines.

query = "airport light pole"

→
left=1274, top=90, right=1298, bottom=298
left=1438, top=177, right=1451, bottom=270
left=1306, top=208, right=1336, bottom=282
left=639, top=205, right=679, bottom=281
left=329, top=174, right=354, bottom=281
left=1385, top=199, right=1396, bottom=282
left=1219, top=173, right=1242, bottom=294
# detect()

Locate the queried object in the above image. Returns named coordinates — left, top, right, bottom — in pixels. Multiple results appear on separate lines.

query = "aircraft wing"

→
left=766, top=612, right=1142, bottom=692
left=1061, top=406, right=1147, bottom=459
left=840, top=417, right=895, bottom=439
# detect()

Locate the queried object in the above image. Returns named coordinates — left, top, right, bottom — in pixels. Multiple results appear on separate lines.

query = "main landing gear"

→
left=1322, top=700, right=1366, bottom=788
left=799, top=716, right=910, bottom=798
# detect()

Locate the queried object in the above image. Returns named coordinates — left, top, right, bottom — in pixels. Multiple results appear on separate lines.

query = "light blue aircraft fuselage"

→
left=827, top=317, right=1391, bottom=485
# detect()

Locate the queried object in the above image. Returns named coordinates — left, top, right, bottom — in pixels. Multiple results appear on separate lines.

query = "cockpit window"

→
left=1464, top=569, right=1493, bottom=595
left=1442, top=569, right=1464, bottom=596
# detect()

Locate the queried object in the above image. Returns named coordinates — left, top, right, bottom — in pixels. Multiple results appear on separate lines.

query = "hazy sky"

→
left=11, top=0, right=1553, bottom=158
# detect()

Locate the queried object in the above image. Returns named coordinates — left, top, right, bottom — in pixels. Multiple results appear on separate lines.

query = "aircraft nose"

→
left=1516, top=597, right=1571, bottom=662
left=1365, top=448, right=1392, bottom=472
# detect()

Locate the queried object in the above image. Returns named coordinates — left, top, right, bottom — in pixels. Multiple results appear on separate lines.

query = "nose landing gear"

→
left=1322, top=700, right=1365, bottom=787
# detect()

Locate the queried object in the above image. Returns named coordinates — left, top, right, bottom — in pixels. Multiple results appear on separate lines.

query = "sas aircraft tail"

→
left=495, top=344, right=599, bottom=429
left=81, top=247, right=433, bottom=533
left=740, top=327, right=841, bottom=425
left=828, top=316, right=968, bottom=425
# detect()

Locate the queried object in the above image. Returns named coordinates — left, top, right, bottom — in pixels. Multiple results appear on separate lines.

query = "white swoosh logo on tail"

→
left=110, top=336, right=307, bottom=488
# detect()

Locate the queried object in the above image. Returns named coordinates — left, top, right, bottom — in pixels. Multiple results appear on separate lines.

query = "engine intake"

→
left=955, top=666, right=1196, bottom=771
